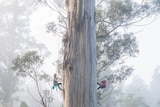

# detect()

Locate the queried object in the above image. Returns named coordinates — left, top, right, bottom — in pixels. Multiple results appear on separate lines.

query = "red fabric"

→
left=54, top=73, right=57, bottom=78
left=101, top=80, right=106, bottom=87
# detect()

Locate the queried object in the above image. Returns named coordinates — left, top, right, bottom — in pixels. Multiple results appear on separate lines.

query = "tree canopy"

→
left=12, top=51, right=53, bottom=107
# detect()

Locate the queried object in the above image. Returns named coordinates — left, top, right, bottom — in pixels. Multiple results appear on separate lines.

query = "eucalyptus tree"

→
left=62, top=0, right=97, bottom=107
left=36, top=0, right=160, bottom=106
left=63, top=0, right=160, bottom=106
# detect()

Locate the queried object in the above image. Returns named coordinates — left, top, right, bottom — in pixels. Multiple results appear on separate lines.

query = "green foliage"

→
left=95, top=0, right=160, bottom=105
left=153, top=0, right=160, bottom=12
left=97, top=91, right=103, bottom=107
left=124, top=94, right=149, bottom=107
left=12, top=51, right=52, bottom=82
left=20, top=101, right=28, bottom=107
left=12, top=51, right=43, bottom=77
left=96, top=0, right=143, bottom=84
left=12, top=51, right=53, bottom=107
left=107, top=0, right=133, bottom=25
left=97, top=33, right=138, bottom=68
left=106, top=66, right=134, bottom=83
left=96, top=0, right=160, bottom=85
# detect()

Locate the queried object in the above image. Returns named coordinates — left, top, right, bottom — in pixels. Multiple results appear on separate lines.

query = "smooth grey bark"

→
left=62, top=0, right=97, bottom=107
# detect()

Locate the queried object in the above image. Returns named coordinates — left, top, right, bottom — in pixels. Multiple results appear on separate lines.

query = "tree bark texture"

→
left=62, top=0, right=97, bottom=107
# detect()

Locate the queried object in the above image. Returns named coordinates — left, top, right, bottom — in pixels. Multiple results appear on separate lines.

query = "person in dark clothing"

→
left=97, top=80, right=107, bottom=90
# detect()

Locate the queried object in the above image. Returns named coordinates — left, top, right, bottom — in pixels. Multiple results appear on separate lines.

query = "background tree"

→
left=0, top=0, right=47, bottom=106
left=98, top=84, right=125, bottom=107
left=125, top=75, right=149, bottom=97
left=12, top=51, right=53, bottom=107
left=149, top=66, right=160, bottom=107
left=20, top=101, right=28, bottom=107
left=98, top=80, right=150, bottom=107
left=124, top=94, right=149, bottom=107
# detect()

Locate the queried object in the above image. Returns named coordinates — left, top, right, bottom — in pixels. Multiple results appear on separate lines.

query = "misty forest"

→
left=1, top=0, right=160, bottom=107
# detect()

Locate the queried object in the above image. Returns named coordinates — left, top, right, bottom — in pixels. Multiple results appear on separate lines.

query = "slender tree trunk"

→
left=62, top=0, right=97, bottom=107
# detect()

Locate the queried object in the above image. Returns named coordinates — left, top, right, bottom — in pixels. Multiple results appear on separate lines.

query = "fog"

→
left=0, top=0, right=160, bottom=107
left=0, top=0, right=62, bottom=107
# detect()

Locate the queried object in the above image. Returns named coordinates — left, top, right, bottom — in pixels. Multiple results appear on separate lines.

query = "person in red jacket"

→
left=97, top=80, right=107, bottom=90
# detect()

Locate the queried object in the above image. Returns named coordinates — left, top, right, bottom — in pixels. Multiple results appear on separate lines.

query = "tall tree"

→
left=37, top=0, right=160, bottom=106
left=62, top=0, right=97, bottom=107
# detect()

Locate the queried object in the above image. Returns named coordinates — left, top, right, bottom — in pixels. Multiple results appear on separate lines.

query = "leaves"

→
left=46, top=22, right=57, bottom=33
left=12, top=51, right=43, bottom=78
left=124, top=94, right=150, bottom=107
left=107, top=0, right=133, bottom=25
left=107, top=66, right=134, bottom=84
left=12, top=51, right=54, bottom=107
left=97, top=32, right=138, bottom=76
left=20, top=101, right=28, bottom=107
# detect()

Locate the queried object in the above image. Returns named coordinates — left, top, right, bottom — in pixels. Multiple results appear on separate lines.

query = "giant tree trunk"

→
left=62, top=0, right=97, bottom=107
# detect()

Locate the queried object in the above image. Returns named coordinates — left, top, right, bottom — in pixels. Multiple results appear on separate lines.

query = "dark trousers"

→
left=54, top=80, right=62, bottom=90
left=97, top=82, right=105, bottom=90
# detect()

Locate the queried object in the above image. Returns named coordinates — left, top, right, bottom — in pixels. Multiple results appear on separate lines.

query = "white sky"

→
left=126, top=17, right=160, bottom=85
left=30, top=6, right=62, bottom=75
left=30, top=5, right=160, bottom=86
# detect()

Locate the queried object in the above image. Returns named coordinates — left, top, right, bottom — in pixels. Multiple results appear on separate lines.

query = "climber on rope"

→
left=52, top=73, right=62, bottom=91
left=97, top=80, right=107, bottom=90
